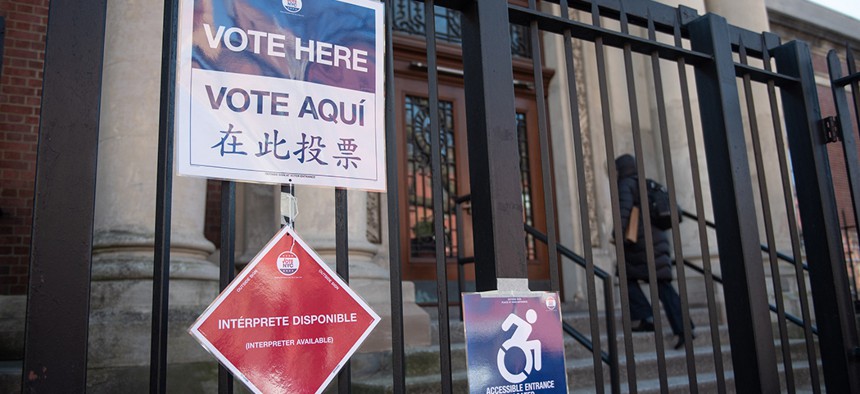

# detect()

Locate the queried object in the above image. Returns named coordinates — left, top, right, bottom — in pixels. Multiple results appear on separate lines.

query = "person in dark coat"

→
left=615, top=154, right=691, bottom=349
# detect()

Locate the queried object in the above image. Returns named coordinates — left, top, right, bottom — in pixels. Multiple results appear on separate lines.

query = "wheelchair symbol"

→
left=496, top=309, right=542, bottom=383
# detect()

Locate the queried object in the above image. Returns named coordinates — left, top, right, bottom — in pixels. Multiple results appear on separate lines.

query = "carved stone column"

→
left=295, top=186, right=430, bottom=351
left=705, top=0, right=792, bottom=314
left=235, top=183, right=280, bottom=264
left=704, top=0, right=790, bottom=248
left=649, top=0, right=716, bottom=308
left=542, top=0, right=719, bottom=307
left=87, top=1, right=218, bottom=391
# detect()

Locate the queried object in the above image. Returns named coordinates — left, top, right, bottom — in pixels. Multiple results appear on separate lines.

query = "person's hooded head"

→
left=615, top=154, right=637, bottom=179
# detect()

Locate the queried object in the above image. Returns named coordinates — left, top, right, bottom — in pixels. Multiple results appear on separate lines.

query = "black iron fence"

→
left=828, top=46, right=860, bottom=315
left=21, top=0, right=860, bottom=393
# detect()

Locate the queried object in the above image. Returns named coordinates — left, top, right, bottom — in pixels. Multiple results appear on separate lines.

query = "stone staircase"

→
left=349, top=304, right=822, bottom=393
left=0, top=302, right=822, bottom=393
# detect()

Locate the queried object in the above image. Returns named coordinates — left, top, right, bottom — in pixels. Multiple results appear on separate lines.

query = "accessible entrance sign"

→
left=189, top=226, right=380, bottom=394
left=175, top=0, right=385, bottom=191
left=462, top=292, right=568, bottom=394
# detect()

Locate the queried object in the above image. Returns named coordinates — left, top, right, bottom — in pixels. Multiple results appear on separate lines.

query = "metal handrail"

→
left=453, top=195, right=613, bottom=366
left=534, top=216, right=821, bottom=340
left=525, top=224, right=609, bottom=279
left=680, top=210, right=810, bottom=271
left=525, top=224, right=612, bottom=364
left=679, top=209, right=816, bottom=333
left=681, top=259, right=818, bottom=335
left=451, top=196, right=817, bottom=360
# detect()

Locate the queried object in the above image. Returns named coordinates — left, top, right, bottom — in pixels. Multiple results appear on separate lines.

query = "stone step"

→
left=571, top=370, right=735, bottom=394
left=576, top=358, right=821, bottom=394
left=429, top=305, right=718, bottom=346
left=561, top=306, right=716, bottom=334
left=351, top=370, right=470, bottom=394
left=431, top=304, right=813, bottom=363
left=562, top=323, right=729, bottom=360
left=567, top=343, right=733, bottom=389
left=430, top=312, right=726, bottom=359
left=566, top=338, right=817, bottom=389
left=350, top=335, right=819, bottom=392
left=563, top=307, right=744, bottom=366
left=366, top=328, right=722, bottom=379
left=352, top=354, right=820, bottom=394
left=0, top=361, right=21, bottom=394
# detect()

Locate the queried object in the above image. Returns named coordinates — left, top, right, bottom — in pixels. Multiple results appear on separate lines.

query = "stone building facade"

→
left=0, top=0, right=857, bottom=390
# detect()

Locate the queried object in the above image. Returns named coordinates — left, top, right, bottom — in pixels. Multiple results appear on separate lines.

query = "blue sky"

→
left=808, top=0, right=860, bottom=20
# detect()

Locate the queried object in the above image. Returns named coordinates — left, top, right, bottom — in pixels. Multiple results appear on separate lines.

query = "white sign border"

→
left=175, top=0, right=387, bottom=192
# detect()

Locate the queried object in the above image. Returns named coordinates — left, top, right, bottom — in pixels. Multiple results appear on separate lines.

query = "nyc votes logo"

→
left=276, top=251, right=300, bottom=276
left=283, top=0, right=303, bottom=13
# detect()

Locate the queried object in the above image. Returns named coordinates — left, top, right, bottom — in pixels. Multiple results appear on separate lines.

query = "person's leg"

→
left=627, top=280, right=654, bottom=331
left=657, top=281, right=684, bottom=335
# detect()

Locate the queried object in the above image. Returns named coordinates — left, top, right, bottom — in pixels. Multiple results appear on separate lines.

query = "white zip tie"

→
left=281, top=185, right=298, bottom=229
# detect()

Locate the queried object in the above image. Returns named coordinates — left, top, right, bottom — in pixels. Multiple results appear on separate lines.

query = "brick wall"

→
left=770, top=14, right=860, bottom=233
left=821, top=79, right=859, bottom=230
left=0, top=0, right=49, bottom=295
left=811, top=48, right=859, bottom=232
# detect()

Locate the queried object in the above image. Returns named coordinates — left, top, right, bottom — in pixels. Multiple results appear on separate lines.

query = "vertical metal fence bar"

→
left=762, top=34, right=821, bottom=393
left=646, top=11, right=697, bottom=390
left=589, top=2, right=637, bottom=390
left=422, top=2, right=453, bottom=391
left=853, top=249, right=859, bottom=303
left=773, top=40, right=860, bottom=393
left=850, top=48, right=860, bottom=128
left=828, top=50, right=860, bottom=247
left=22, top=0, right=106, bottom=391
left=456, top=199, right=466, bottom=321
left=673, top=9, right=725, bottom=393
left=280, top=185, right=295, bottom=227
left=853, top=244, right=859, bottom=303
left=335, top=188, right=351, bottom=393
left=558, top=1, right=608, bottom=391
left=847, top=48, right=860, bottom=232
left=526, top=0, right=561, bottom=294
left=847, top=48, right=860, bottom=307
left=737, top=40, right=795, bottom=393
left=849, top=49, right=860, bottom=177
left=150, top=0, right=181, bottom=391
left=603, top=278, right=620, bottom=394
left=461, top=0, right=528, bottom=290
left=843, top=212, right=858, bottom=302
left=687, top=13, right=780, bottom=393
left=618, top=3, right=670, bottom=391
left=384, top=0, right=406, bottom=390
left=218, top=181, right=236, bottom=394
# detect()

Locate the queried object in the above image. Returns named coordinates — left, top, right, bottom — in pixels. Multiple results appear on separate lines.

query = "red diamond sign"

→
left=189, top=226, right=380, bottom=394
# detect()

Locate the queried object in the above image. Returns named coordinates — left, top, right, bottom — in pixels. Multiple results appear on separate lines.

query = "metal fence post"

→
left=827, top=51, right=860, bottom=244
left=22, top=1, right=107, bottom=392
left=218, top=181, right=236, bottom=394
left=686, top=13, right=780, bottom=393
left=150, top=0, right=181, bottom=391
left=460, top=0, right=528, bottom=291
left=382, top=0, right=406, bottom=391
left=773, top=40, right=860, bottom=393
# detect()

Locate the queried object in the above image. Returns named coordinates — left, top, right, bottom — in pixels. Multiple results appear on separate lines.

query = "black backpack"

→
left=645, top=179, right=678, bottom=230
